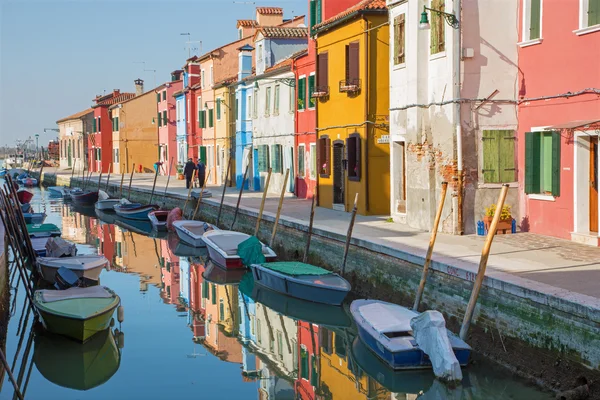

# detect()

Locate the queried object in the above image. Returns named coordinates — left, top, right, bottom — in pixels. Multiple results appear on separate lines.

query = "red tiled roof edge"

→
left=256, top=26, right=308, bottom=39
left=313, top=0, right=387, bottom=33
left=256, top=7, right=283, bottom=15
left=93, top=93, right=136, bottom=107
left=56, top=108, right=94, bottom=124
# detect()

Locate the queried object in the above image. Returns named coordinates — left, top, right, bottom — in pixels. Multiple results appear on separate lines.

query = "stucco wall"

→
left=120, top=91, right=159, bottom=173
left=295, top=50, right=317, bottom=199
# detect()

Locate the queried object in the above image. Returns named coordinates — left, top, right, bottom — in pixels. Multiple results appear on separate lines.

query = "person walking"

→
left=183, top=158, right=196, bottom=189
left=197, top=158, right=206, bottom=188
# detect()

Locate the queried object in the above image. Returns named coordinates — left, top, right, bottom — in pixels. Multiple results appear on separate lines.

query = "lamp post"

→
left=35, top=134, right=39, bottom=160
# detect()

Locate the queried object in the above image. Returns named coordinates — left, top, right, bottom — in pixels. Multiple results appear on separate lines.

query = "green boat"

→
left=27, top=223, right=61, bottom=238
left=34, top=286, right=120, bottom=342
left=34, top=328, right=121, bottom=391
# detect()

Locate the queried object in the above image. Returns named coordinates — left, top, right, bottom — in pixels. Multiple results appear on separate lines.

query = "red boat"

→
left=70, top=190, right=99, bottom=205
left=202, top=230, right=277, bottom=270
left=17, top=189, right=33, bottom=204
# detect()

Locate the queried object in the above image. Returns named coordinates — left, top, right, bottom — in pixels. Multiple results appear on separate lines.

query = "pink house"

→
left=157, top=70, right=183, bottom=175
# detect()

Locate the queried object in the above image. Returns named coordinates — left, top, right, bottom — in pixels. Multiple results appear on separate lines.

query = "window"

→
left=258, top=44, right=263, bottom=61
left=269, top=334, right=275, bottom=353
left=238, top=28, right=243, bottom=39
left=310, top=355, right=319, bottom=387
left=199, top=109, right=206, bottom=128
left=92, top=118, right=97, bottom=133
left=271, top=144, right=282, bottom=173
left=258, top=145, right=270, bottom=172
left=308, top=74, right=315, bottom=108
left=482, top=130, right=516, bottom=183
left=347, top=133, right=361, bottom=181
left=257, top=319, right=262, bottom=344
left=394, top=14, right=406, bottom=64
left=211, top=284, right=216, bottom=305
left=208, top=109, right=214, bottom=127
left=265, top=87, right=271, bottom=116
left=157, top=92, right=161, bottom=103
left=219, top=299, right=224, bottom=320
left=289, top=84, right=295, bottom=113
left=298, top=144, right=305, bottom=178
left=177, top=102, right=181, bottom=121
left=162, top=91, right=166, bottom=101
left=201, top=70, right=205, bottom=89
left=334, top=333, right=346, bottom=357
left=158, top=112, right=162, bottom=127
left=300, top=346, right=309, bottom=379
left=216, top=98, right=221, bottom=120
left=320, top=328, right=332, bottom=354
left=253, top=92, right=258, bottom=118
left=298, top=77, right=306, bottom=110
left=317, top=52, right=329, bottom=96
left=207, top=145, right=215, bottom=169
left=202, top=280, right=209, bottom=299
left=162, top=110, right=167, bottom=125
left=430, top=0, right=446, bottom=54
left=521, top=0, right=542, bottom=42
left=345, top=42, right=359, bottom=84
left=310, top=143, right=317, bottom=179
left=317, top=136, right=330, bottom=177
left=98, top=117, right=101, bottom=131
left=578, top=0, right=600, bottom=30
left=525, top=131, right=561, bottom=196
left=316, top=0, right=322, bottom=24
left=114, top=148, right=119, bottom=163
left=274, top=85, right=280, bottom=114
left=235, top=98, right=239, bottom=121
left=248, top=95, right=253, bottom=119
left=217, top=145, right=220, bottom=167
left=277, top=331, right=283, bottom=360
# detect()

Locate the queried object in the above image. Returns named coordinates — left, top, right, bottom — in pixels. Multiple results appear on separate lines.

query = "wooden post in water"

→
left=303, top=194, right=317, bottom=263
left=148, top=168, right=159, bottom=205
left=230, top=153, right=252, bottom=230
left=69, top=164, right=76, bottom=187
left=459, top=184, right=510, bottom=340
left=161, top=157, right=175, bottom=205
left=96, top=170, right=103, bottom=191
left=119, top=172, right=125, bottom=199
left=182, top=170, right=197, bottom=217
left=254, top=168, right=272, bottom=236
left=0, top=347, right=24, bottom=400
left=192, top=170, right=212, bottom=220
left=217, top=156, right=232, bottom=227
left=340, top=193, right=359, bottom=275
left=127, top=164, right=135, bottom=201
left=269, top=168, right=289, bottom=247
left=105, top=163, right=113, bottom=192
left=38, top=161, right=44, bottom=187
left=413, top=181, right=448, bottom=311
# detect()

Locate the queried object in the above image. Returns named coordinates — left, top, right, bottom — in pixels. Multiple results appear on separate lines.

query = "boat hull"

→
left=148, top=211, right=168, bottom=231
left=17, top=190, right=33, bottom=204
left=173, top=221, right=215, bottom=247
left=114, top=205, right=159, bottom=220
left=23, top=212, right=46, bottom=224
left=48, top=186, right=71, bottom=198
left=38, top=305, right=117, bottom=342
left=206, top=245, right=276, bottom=270
left=250, top=264, right=349, bottom=305
left=71, top=191, right=99, bottom=205
left=38, top=262, right=105, bottom=285
left=95, top=199, right=120, bottom=211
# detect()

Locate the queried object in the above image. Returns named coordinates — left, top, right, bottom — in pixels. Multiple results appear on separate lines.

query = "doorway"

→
left=333, top=142, right=344, bottom=207
left=591, top=137, right=598, bottom=233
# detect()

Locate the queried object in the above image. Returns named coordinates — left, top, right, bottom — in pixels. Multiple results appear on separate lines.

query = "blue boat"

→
left=350, top=299, right=471, bottom=371
left=249, top=261, right=350, bottom=305
left=0, top=169, right=7, bottom=178
left=113, top=204, right=157, bottom=220
left=23, top=212, right=47, bottom=224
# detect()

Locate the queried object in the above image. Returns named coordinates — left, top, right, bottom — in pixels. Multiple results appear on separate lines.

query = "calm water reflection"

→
left=1, top=188, right=552, bottom=399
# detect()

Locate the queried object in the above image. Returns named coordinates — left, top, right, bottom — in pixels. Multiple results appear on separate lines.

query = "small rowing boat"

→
left=95, top=190, right=120, bottom=211
left=173, top=220, right=217, bottom=247
left=23, top=212, right=47, bottom=224
left=27, top=223, right=61, bottom=238
left=47, top=186, right=71, bottom=198
left=17, top=189, right=33, bottom=204
left=114, top=203, right=158, bottom=220
left=71, top=190, right=99, bottom=205
left=203, top=230, right=276, bottom=270
left=37, top=255, right=108, bottom=285
left=148, top=210, right=169, bottom=231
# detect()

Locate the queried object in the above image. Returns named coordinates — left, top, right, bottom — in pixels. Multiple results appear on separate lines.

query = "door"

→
left=333, top=142, right=344, bottom=205
left=591, top=137, right=598, bottom=233
left=287, top=146, right=295, bottom=193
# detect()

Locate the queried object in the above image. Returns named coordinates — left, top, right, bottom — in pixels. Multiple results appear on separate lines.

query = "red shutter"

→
left=317, top=53, right=328, bottom=90
left=348, top=42, right=360, bottom=83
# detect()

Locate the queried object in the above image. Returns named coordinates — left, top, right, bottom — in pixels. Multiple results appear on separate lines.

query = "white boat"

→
left=31, top=237, right=49, bottom=257
left=95, top=190, right=120, bottom=211
left=202, top=230, right=276, bottom=270
left=36, top=255, right=109, bottom=285
left=173, top=220, right=218, bottom=247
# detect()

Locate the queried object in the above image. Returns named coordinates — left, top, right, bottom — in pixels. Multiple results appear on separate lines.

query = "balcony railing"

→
left=311, top=86, right=330, bottom=98
left=339, top=79, right=361, bottom=93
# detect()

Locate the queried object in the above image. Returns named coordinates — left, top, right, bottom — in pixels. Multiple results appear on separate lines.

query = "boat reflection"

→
left=33, top=327, right=122, bottom=391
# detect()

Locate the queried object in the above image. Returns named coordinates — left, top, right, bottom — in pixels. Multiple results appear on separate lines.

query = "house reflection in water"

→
left=60, top=204, right=91, bottom=244
left=188, top=260, right=206, bottom=340
left=295, top=321, right=319, bottom=400
left=96, top=221, right=116, bottom=267
left=120, top=230, right=162, bottom=291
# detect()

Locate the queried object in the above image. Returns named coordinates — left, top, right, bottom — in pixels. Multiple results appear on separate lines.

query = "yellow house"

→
left=214, top=79, right=237, bottom=186
left=110, top=79, right=160, bottom=174
left=314, top=0, right=390, bottom=215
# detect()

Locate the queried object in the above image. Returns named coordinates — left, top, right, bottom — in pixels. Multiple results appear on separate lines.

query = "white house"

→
left=387, top=0, right=519, bottom=234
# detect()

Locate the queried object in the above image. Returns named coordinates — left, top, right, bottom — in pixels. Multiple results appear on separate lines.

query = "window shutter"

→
left=308, top=75, right=315, bottom=107
left=216, top=99, right=221, bottom=119
left=92, top=118, right=97, bottom=133
left=300, top=348, right=309, bottom=379
left=317, top=53, right=328, bottom=90
left=158, top=113, right=162, bottom=127
left=157, top=93, right=161, bottom=103
left=202, top=110, right=207, bottom=128
left=309, top=0, right=316, bottom=33
left=348, top=42, right=360, bottom=82
left=482, top=130, right=499, bottom=183
left=551, top=131, right=561, bottom=196
left=208, top=109, right=214, bottom=127
left=590, top=0, right=600, bottom=26
left=200, top=146, right=207, bottom=164
left=394, top=14, right=406, bottom=64
left=162, top=111, right=167, bottom=125
left=316, top=0, right=322, bottom=24
left=211, top=284, right=216, bottom=305
left=355, top=136, right=361, bottom=180
left=430, top=0, right=445, bottom=53
left=525, top=131, right=540, bottom=194
left=298, top=78, right=306, bottom=110
left=530, top=0, right=541, bottom=39
left=499, top=130, right=517, bottom=183
left=202, top=281, right=208, bottom=298
left=162, top=91, right=166, bottom=101
left=325, top=137, right=331, bottom=175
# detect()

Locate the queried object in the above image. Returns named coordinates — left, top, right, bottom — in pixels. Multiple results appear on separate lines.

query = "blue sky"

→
left=0, top=0, right=306, bottom=146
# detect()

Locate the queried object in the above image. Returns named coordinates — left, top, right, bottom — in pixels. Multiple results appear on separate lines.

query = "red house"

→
left=295, top=321, right=320, bottom=399
left=294, top=0, right=366, bottom=199
left=183, top=57, right=202, bottom=160
left=517, top=0, right=600, bottom=246
left=157, top=70, right=183, bottom=175
left=90, top=89, right=135, bottom=173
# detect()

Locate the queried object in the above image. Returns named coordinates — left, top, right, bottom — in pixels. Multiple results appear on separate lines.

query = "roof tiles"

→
left=95, top=93, right=136, bottom=107
left=56, top=108, right=94, bottom=124
left=314, top=0, right=387, bottom=31
left=256, top=26, right=308, bottom=39
left=237, top=19, right=259, bottom=28
left=256, top=7, right=283, bottom=15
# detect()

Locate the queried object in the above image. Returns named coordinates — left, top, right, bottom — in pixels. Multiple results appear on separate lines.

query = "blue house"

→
left=235, top=44, right=256, bottom=189
left=174, top=70, right=189, bottom=167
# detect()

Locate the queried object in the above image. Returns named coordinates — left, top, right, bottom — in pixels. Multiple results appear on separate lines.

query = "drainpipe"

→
left=363, top=16, right=370, bottom=213
left=454, top=0, right=464, bottom=234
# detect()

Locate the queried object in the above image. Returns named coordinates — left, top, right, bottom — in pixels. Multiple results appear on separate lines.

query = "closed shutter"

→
left=310, top=355, right=318, bottom=387
left=395, top=14, right=406, bottom=64
left=216, top=99, right=221, bottom=119
left=589, top=0, right=600, bottom=26
left=200, top=146, right=207, bottom=164
left=308, top=75, right=315, bottom=107
left=524, top=131, right=541, bottom=194
left=309, top=0, right=316, bottom=33
left=300, top=348, right=309, bottom=379
left=298, top=77, right=306, bottom=110
left=202, top=281, right=208, bottom=298
left=355, top=136, right=361, bottom=180
left=211, top=284, right=216, bottom=304
left=530, top=0, right=541, bottom=39
left=202, top=110, right=207, bottom=128
left=482, top=130, right=499, bottom=183
left=499, top=130, right=516, bottom=182
left=92, top=119, right=97, bottom=133
left=158, top=113, right=162, bottom=127
left=317, top=53, right=328, bottom=91
left=551, top=131, right=561, bottom=196
left=316, top=0, right=322, bottom=24
left=325, top=137, right=331, bottom=175
left=348, top=42, right=359, bottom=83
left=162, top=91, right=166, bottom=101
left=157, top=93, right=161, bottom=103
left=162, top=111, right=167, bottom=125
left=208, top=109, right=214, bottom=127
left=430, top=0, right=445, bottom=53
left=198, top=110, right=202, bottom=128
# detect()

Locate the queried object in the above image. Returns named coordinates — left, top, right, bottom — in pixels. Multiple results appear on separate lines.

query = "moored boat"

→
left=114, top=203, right=159, bottom=220
left=71, top=190, right=99, bottom=205
left=17, top=189, right=33, bottom=204
left=202, top=260, right=246, bottom=285
left=173, top=220, right=217, bottom=247
left=37, top=255, right=108, bottom=285
left=23, top=212, right=47, bottom=224
left=167, top=233, right=209, bottom=258
left=95, top=199, right=121, bottom=211
left=350, top=299, right=471, bottom=371
left=148, top=210, right=169, bottom=231
left=24, top=177, right=38, bottom=186
left=202, top=230, right=276, bottom=270
left=30, top=237, right=49, bottom=257
left=21, top=203, right=32, bottom=213
left=34, top=286, right=120, bottom=342
left=249, top=261, right=350, bottom=305
left=48, top=186, right=71, bottom=198
left=27, top=223, right=61, bottom=238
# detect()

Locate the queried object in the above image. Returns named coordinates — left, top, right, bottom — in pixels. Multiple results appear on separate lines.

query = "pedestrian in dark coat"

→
left=183, top=158, right=196, bottom=189
left=197, top=159, right=206, bottom=188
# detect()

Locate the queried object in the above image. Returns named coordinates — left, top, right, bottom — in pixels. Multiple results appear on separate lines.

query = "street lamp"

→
left=35, top=134, right=39, bottom=159
left=418, top=6, right=460, bottom=30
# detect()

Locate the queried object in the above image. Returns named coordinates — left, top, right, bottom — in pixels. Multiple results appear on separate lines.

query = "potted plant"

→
left=483, top=204, right=513, bottom=234
left=176, top=164, right=184, bottom=180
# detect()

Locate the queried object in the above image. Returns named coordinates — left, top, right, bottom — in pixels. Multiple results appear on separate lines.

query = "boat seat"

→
left=39, top=286, right=113, bottom=303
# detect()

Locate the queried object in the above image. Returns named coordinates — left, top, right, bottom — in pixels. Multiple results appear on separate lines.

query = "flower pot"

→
left=177, top=173, right=184, bottom=180
left=483, top=216, right=513, bottom=235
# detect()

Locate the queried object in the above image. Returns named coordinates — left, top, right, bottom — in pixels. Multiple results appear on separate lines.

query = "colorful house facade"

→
left=314, top=0, right=390, bottom=215
left=517, top=0, right=600, bottom=245
left=235, top=45, right=256, bottom=189
left=56, top=108, right=93, bottom=172
left=157, top=70, right=183, bottom=175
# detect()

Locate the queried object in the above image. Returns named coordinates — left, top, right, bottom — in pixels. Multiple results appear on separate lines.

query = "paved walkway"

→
left=59, top=170, right=600, bottom=303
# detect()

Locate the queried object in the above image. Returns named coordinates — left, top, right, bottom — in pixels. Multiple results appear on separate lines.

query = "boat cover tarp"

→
left=238, top=236, right=266, bottom=265
left=98, top=190, right=110, bottom=200
left=27, top=223, right=59, bottom=233
left=45, top=237, right=77, bottom=258
left=359, top=302, right=415, bottom=333
left=192, top=190, right=213, bottom=199
left=410, top=310, right=462, bottom=381
left=166, top=208, right=183, bottom=231
left=260, top=261, right=331, bottom=276
left=39, top=286, right=113, bottom=303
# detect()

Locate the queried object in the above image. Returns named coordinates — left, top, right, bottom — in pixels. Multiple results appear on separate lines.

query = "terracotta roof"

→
left=278, top=15, right=306, bottom=27
left=314, top=0, right=387, bottom=32
left=264, top=48, right=308, bottom=74
left=94, top=93, right=136, bottom=107
left=256, top=26, right=308, bottom=39
left=237, top=19, right=258, bottom=28
left=256, top=7, right=283, bottom=15
left=56, top=108, right=94, bottom=124
left=215, top=75, right=239, bottom=88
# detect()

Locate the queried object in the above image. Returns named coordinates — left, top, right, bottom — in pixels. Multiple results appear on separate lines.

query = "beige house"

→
left=56, top=108, right=94, bottom=171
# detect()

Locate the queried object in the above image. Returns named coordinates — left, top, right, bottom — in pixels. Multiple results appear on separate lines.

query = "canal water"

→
left=1, top=187, right=553, bottom=399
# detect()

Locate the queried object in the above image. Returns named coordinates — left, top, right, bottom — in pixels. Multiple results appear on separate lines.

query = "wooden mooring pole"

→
left=231, top=154, right=252, bottom=230
left=161, top=157, right=175, bottom=205
left=303, top=193, right=317, bottom=263
left=269, top=168, right=289, bottom=248
left=182, top=170, right=197, bottom=217
left=413, top=181, right=448, bottom=311
left=0, top=348, right=24, bottom=400
left=459, top=183, right=510, bottom=340
left=192, top=170, right=211, bottom=220
left=96, top=170, right=103, bottom=191
left=69, top=164, right=76, bottom=187
left=127, top=164, right=135, bottom=201
left=119, top=172, right=125, bottom=199
left=105, top=163, right=113, bottom=192
left=254, top=168, right=272, bottom=236
left=148, top=168, right=159, bottom=205
left=217, top=156, right=232, bottom=227
left=340, top=193, right=359, bottom=275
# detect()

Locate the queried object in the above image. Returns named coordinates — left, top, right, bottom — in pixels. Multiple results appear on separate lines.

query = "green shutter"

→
left=216, top=99, right=221, bottom=119
left=200, top=146, right=207, bottom=164
left=499, top=130, right=516, bottom=183
left=211, top=284, right=216, bottom=305
left=308, top=75, right=315, bottom=108
left=310, top=355, right=318, bottom=387
left=298, top=78, right=306, bottom=110
left=162, top=111, right=167, bottom=125
left=157, top=93, right=161, bottom=103
left=219, top=301, right=224, bottom=320
left=310, top=0, right=317, bottom=33
left=589, top=0, right=600, bottom=26
left=199, top=110, right=206, bottom=128
left=551, top=131, right=561, bottom=196
left=158, top=113, right=162, bottom=127
left=92, top=119, right=97, bottom=133
left=300, top=348, right=309, bottom=379
left=482, top=130, right=499, bottom=183
left=198, top=110, right=202, bottom=128
left=116, top=117, right=119, bottom=130
left=208, top=109, right=214, bottom=127
left=525, top=131, right=541, bottom=194
left=162, top=91, right=166, bottom=101
left=202, top=281, right=208, bottom=298
left=316, top=0, right=322, bottom=24
left=530, top=0, right=541, bottom=39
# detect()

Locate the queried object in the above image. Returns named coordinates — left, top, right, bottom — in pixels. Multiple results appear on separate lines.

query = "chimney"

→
left=238, top=45, right=254, bottom=81
left=113, top=89, right=120, bottom=96
left=134, top=79, right=144, bottom=96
